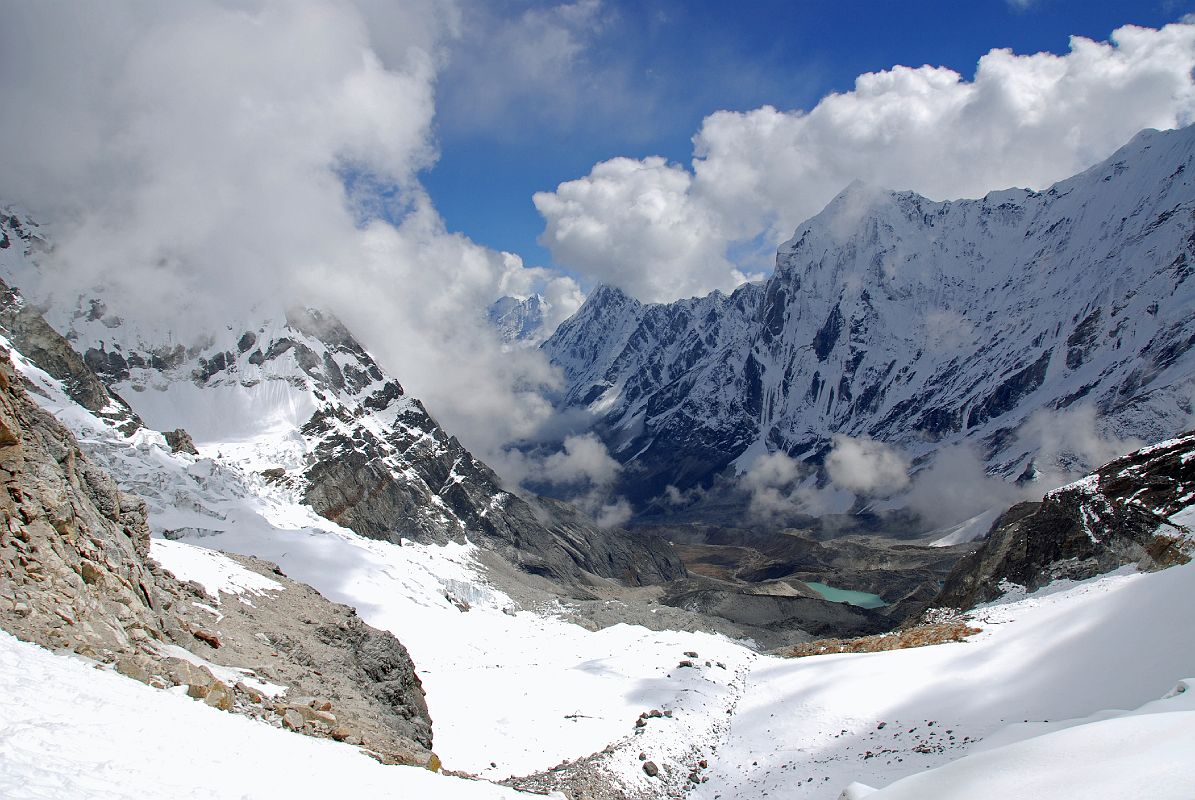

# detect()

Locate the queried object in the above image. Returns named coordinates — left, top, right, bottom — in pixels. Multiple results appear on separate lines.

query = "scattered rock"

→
left=79, top=560, right=105, bottom=586
left=642, top=761, right=659, bottom=778
left=192, top=628, right=221, bottom=648
left=114, top=655, right=153, bottom=684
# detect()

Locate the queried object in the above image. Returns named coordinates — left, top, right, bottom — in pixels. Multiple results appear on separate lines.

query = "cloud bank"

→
left=0, top=0, right=580, bottom=474
left=536, top=22, right=1195, bottom=302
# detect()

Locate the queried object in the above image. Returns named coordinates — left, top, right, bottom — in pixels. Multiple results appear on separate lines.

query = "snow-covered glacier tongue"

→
left=543, top=126, right=1195, bottom=525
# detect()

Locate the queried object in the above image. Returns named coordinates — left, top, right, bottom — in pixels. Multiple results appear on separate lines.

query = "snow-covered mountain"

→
left=544, top=126, right=1195, bottom=514
left=0, top=214, right=683, bottom=590
left=5, top=164, right=1195, bottom=798
left=488, top=294, right=548, bottom=344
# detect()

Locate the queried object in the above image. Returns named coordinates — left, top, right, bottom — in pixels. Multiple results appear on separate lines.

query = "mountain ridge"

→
left=543, top=126, right=1195, bottom=519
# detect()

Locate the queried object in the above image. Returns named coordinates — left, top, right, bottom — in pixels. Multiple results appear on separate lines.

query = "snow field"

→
left=0, top=628, right=539, bottom=800
left=852, top=680, right=1195, bottom=799
left=694, top=560, right=1195, bottom=799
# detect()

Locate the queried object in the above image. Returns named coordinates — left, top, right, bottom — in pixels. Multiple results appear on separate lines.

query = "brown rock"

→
left=78, top=560, right=104, bottom=586
left=192, top=628, right=221, bottom=648
left=114, top=655, right=152, bottom=684
left=204, top=680, right=234, bottom=711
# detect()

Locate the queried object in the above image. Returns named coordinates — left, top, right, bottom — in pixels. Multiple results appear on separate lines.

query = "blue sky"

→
left=424, top=0, right=1194, bottom=270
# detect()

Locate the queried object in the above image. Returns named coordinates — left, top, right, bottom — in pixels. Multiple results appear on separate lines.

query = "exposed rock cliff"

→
left=933, top=431, right=1195, bottom=610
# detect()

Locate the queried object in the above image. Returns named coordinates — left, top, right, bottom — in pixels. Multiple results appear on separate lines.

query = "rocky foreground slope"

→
left=0, top=335, right=435, bottom=765
left=544, top=126, right=1195, bottom=514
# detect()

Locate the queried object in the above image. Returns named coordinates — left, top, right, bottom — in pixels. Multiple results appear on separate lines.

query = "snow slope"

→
left=847, top=680, right=1195, bottom=800
left=9, top=325, right=1195, bottom=798
left=5, top=336, right=753, bottom=794
left=695, top=561, right=1195, bottom=799
left=0, top=629, right=535, bottom=800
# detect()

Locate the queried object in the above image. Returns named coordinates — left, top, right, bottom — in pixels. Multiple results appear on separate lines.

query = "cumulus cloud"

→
left=906, top=444, right=1025, bottom=530
left=0, top=0, right=583, bottom=476
left=536, top=22, right=1195, bottom=302
left=534, top=156, right=761, bottom=302
left=738, top=450, right=854, bottom=520
left=824, top=435, right=911, bottom=496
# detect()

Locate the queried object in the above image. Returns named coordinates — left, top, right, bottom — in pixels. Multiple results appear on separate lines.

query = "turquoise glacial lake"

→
left=805, top=581, right=887, bottom=609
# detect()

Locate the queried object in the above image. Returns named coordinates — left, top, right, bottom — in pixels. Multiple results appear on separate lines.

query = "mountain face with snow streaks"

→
left=488, top=294, right=548, bottom=344
left=543, top=127, right=1195, bottom=510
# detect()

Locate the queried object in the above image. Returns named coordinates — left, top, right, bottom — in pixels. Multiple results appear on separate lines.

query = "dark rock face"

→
left=301, top=392, right=686, bottom=588
left=933, top=431, right=1195, bottom=610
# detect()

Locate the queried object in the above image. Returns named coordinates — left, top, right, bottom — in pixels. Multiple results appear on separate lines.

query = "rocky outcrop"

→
left=157, top=549, right=434, bottom=763
left=0, top=278, right=142, bottom=434
left=0, top=352, right=158, bottom=655
left=933, top=432, right=1195, bottom=610
left=0, top=346, right=435, bottom=765
left=163, top=428, right=198, bottom=455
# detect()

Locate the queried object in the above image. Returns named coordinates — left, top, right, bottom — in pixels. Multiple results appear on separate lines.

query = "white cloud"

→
left=534, top=156, right=762, bottom=302
left=824, top=435, right=910, bottom=496
left=740, top=450, right=822, bottom=519
left=905, top=405, right=1145, bottom=529
left=0, top=0, right=582, bottom=480
left=436, top=0, right=628, bottom=137
left=535, top=22, right=1195, bottom=302
left=1016, top=405, right=1144, bottom=486
left=905, top=443, right=1025, bottom=529
left=515, top=433, right=632, bottom=527
left=541, top=433, right=623, bottom=487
